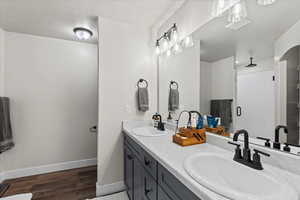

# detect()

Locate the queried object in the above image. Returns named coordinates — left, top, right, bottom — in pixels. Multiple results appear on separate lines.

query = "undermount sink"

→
left=184, top=153, right=297, bottom=200
left=132, top=126, right=169, bottom=137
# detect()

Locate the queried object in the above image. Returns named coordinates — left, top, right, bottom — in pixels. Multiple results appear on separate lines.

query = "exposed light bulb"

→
left=166, top=49, right=172, bottom=57
left=257, top=0, right=276, bottom=5
left=172, top=43, right=182, bottom=54
left=182, top=36, right=194, bottom=48
left=171, top=29, right=179, bottom=44
left=155, top=40, right=161, bottom=55
left=155, top=46, right=161, bottom=55
left=161, top=37, right=169, bottom=53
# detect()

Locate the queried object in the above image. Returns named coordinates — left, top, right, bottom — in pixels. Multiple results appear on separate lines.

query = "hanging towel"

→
left=0, top=97, right=14, bottom=153
left=210, top=99, right=233, bottom=131
left=137, top=87, right=149, bottom=112
left=168, top=88, right=179, bottom=111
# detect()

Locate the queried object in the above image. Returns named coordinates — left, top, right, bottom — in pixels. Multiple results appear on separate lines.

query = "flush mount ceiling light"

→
left=73, top=27, right=93, bottom=40
left=257, top=0, right=276, bottom=6
left=155, top=23, right=194, bottom=57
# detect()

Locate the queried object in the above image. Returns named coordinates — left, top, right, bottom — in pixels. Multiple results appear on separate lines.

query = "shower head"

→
left=245, top=57, right=257, bottom=67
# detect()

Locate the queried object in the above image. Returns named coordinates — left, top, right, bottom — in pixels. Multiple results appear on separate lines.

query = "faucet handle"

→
left=228, top=142, right=242, bottom=160
left=228, top=141, right=241, bottom=147
left=253, top=149, right=270, bottom=157
left=256, top=137, right=271, bottom=147
left=252, top=149, right=270, bottom=170
left=286, top=143, right=300, bottom=148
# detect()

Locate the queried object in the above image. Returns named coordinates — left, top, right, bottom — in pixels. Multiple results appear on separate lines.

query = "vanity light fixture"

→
left=73, top=27, right=93, bottom=40
left=226, top=0, right=250, bottom=30
left=182, top=36, right=194, bottom=48
left=155, top=23, right=193, bottom=56
left=155, top=40, right=161, bottom=55
left=257, top=0, right=276, bottom=6
left=161, top=33, right=170, bottom=53
left=172, top=43, right=183, bottom=54
left=211, top=0, right=240, bottom=17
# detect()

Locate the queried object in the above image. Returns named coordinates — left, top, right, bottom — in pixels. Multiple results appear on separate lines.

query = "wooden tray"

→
left=173, top=128, right=206, bottom=146
left=205, top=126, right=230, bottom=137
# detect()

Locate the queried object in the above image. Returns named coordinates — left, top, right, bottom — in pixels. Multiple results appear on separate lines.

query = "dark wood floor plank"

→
left=2, top=166, right=97, bottom=200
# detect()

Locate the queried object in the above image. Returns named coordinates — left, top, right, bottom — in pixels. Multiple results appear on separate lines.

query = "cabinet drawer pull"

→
left=127, top=154, right=134, bottom=160
left=145, top=188, right=153, bottom=195
left=144, top=177, right=153, bottom=195
left=144, top=158, right=151, bottom=166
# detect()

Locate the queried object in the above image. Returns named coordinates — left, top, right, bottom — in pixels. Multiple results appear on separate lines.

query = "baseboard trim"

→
left=96, top=181, right=126, bottom=196
left=0, top=158, right=97, bottom=182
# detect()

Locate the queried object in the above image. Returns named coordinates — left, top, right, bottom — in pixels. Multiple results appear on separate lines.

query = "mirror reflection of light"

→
left=257, top=0, right=276, bottom=6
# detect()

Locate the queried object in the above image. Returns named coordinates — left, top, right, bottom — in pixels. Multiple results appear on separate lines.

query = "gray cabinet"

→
left=142, top=169, right=157, bottom=200
left=133, top=157, right=144, bottom=200
left=158, top=186, right=172, bottom=200
left=124, top=133, right=201, bottom=200
left=124, top=145, right=134, bottom=200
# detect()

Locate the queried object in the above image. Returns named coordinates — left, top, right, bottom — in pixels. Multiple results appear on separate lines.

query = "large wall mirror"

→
left=158, top=0, right=300, bottom=155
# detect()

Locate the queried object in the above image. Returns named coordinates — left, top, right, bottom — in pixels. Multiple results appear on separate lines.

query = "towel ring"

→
left=137, top=78, right=148, bottom=88
left=169, top=81, right=178, bottom=89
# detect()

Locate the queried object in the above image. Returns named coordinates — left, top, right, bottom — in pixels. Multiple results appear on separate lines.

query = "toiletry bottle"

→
left=191, top=115, right=197, bottom=128
left=196, top=116, right=204, bottom=129
left=203, top=115, right=207, bottom=127
left=152, top=113, right=159, bottom=128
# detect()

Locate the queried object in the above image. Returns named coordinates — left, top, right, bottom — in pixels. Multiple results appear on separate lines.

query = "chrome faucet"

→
left=228, top=129, right=270, bottom=170
left=274, top=125, right=288, bottom=149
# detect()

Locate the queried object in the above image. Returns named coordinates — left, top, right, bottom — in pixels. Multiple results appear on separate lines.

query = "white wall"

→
left=200, top=61, right=212, bottom=115
left=199, top=57, right=235, bottom=131
left=211, top=57, right=235, bottom=100
left=0, top=28, right=5, bottom=178
left=0, top=28, right=4, bottom=96
left=275, top=19, right=300, bottom=60
left=159, top=41, right=200, bottom=120
left=97, top=17, right=156, bottom=195
left=1, top=32, right=98, bottom=172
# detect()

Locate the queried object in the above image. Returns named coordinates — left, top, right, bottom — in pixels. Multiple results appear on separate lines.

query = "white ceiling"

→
left=194, top=0, right=300, bottom=64
left=0, top=0, right=182, bottom=44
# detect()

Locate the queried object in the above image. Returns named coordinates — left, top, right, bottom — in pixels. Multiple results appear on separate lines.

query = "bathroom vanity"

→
left=123, top=121, right=300, bottom=200
left=124, top=132, right=200, bottom=200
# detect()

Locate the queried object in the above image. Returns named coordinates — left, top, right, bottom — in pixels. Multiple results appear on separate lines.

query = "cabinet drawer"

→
left=158, top=163, right=200, bottom=200
left=141, top=149, right=157, bottom=181
left=124, top=133, right=143, bottom=161
left=142, top=169, right=157, bottom=200
left=124, top=133, right=157, bottom=180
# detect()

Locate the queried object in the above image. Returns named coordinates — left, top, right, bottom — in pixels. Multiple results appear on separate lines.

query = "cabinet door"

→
left=142, top=169, right=157, bottom=200
left=134, top=158, right=143, bottom=200
left=124, top=146, right=134, bottom=200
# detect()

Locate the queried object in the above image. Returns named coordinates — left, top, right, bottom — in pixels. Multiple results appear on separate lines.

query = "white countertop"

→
left=122, top=120, right=300, bottom=200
